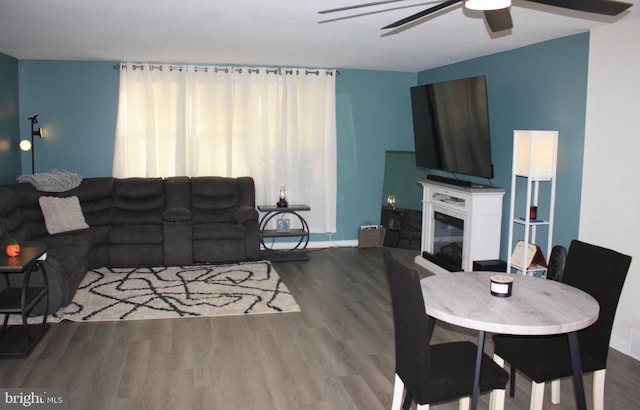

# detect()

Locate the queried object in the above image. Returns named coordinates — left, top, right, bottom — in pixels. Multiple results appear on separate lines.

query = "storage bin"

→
left=358, top=227, right=385, bottom=248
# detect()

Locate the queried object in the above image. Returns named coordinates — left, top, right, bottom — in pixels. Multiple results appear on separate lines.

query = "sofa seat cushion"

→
left=192, top=239, right=247, bottom=263
left=193, top=223, right=246, bottom=240
left=110, top=225, right=163, bottom=245
left=109, top=244, right=163, bottom=267
left=65, top=225, right=110, bottom=247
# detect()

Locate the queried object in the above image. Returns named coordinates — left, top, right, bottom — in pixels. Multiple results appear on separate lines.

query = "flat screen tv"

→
left=411, top=75, right=494, bottom=180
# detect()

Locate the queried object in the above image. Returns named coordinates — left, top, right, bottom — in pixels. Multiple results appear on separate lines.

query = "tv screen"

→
left=411, top=75, right=494, bottom=179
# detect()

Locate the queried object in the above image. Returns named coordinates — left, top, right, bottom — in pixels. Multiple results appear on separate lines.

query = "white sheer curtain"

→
left=113, top=64, right=336, bottom=233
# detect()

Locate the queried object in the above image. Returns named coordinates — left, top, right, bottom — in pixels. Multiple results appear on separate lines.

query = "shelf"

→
left=515, top=174, right=553, bottom=182
left=0, top=287, right=48, bottom=314
left=514, top=218, right=550, bottom=225
left=258, top=205, right=310, bottom=262
left=257, top=204, right=310, bottom=212
left=511, top=264, right=548, bottom=273
left=432, top=193, right=466, bottom=207
left=0, top=324, right=49, bottom=358
left=261, top=229, right=309, bottom=238
left=259, top=250, right=310, bottom=262
left=0, top=252, right=50, bottom=358
left=507, top=130, right=558, bottom=276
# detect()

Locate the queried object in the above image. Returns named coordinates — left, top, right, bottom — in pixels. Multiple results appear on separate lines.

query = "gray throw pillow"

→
left=39, top=196, right=89, bottom=234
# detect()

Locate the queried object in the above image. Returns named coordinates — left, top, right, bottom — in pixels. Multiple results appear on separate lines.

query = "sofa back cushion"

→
left=62, top=177, right=115, bottom=227
left=3, top=184, right=48, bottom=241
left=0, top=187, right=24, bottom=239
left=113, top=178, right=164, bottom=224
left=164, top=176, right=191, bottom=222
left=191, top=177, right=254, bottom=224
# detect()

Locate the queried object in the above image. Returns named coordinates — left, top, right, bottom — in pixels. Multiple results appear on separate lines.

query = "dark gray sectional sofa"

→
left=0, top=176, right=259, bottom=314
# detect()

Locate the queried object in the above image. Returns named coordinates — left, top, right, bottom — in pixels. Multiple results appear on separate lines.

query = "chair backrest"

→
left=562, top=240, right=632, bottom=369
left=383, top=251, right=431, bottom=404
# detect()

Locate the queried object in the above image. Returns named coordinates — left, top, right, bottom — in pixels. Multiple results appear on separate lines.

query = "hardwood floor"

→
left=1, top=247, right=639, bottom=409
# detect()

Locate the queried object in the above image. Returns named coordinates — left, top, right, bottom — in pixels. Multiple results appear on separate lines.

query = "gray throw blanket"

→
left=17, top=169, right=83, bottom=192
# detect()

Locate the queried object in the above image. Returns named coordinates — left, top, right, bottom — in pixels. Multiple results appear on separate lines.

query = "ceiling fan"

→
left=319, top=0, right=633, bottom=33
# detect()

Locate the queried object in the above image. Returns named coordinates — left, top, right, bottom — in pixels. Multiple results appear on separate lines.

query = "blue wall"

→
left=417, top=33, right=589, bottom=257
left=0, top=52, right=20, bottom=184
left=18, top=61, right=119, bottom=176
left=12, top=33, right=589, bottom=249
left=16, top=62, right=416, bottom=242
left=335, top=69, right=416, bottom=239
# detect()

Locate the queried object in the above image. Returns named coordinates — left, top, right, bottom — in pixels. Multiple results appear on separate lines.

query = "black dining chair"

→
left=492, top=240, right=632, bottom=410
left=383, top=251, right=509, bottom=410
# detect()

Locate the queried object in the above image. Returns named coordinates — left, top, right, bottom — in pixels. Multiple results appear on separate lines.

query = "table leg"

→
left=471, top=331, right=485, bottom=410
left=567, top=331, right=587, bottom=410
left=427, top=315, right=436, bottom=342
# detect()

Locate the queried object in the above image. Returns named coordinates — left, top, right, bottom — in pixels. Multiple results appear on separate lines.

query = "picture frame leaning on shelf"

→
left=511, top=240, right=548, bottom=270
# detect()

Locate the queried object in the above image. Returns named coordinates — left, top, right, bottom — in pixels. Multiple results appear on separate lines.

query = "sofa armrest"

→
left=233, top=206, right=259, bottom=224
left=164, top=207, right=192, bottom=223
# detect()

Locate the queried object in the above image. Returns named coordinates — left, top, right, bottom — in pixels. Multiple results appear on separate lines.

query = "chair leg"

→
left=402, top=392, right=413, bottom=410
left=489, top=389, right=506, bottom=410
left=551, top=380, right=560, bottom=404
left=529, top=381, right=545, bottom=410
left=489, top=354, right=507, bottom=409
left=593, top=369, right=606, bottom=410
left=392, top=373, right=405, bottom=410
left=510, top=366, right=517, bottom=397
left=458, top=397, right=470, bottom=410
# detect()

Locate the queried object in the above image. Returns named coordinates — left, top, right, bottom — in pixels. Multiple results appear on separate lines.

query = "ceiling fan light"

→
left=465, top=0, right=511, bottom=11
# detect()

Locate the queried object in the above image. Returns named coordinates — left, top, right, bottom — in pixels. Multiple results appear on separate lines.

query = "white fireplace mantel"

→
left=415, top=178, right=505, bottom=274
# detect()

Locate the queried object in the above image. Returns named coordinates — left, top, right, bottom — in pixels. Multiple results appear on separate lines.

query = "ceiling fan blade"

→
left=525, top=0, right=632, bottom=16
left=319, top=0, right=408, bottom=14
left=484, top=8, right=513, bottom=32
left=382, top=0, right=462, bottom=29
left=319, top=1, right=444, bottom=24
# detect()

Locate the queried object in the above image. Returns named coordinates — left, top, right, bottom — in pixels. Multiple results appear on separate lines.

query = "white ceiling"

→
left=0, top=0, right=636, bottom=72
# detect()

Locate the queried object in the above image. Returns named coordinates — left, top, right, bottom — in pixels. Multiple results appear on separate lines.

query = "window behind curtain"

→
left=113, top=64, right=336, bottom=233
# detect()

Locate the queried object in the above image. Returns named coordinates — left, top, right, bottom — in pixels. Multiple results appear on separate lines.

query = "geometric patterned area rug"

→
left=44, top=261, right=300, bottom=323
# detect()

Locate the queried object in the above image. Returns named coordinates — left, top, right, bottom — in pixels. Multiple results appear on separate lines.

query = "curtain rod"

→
left=112, top=63, right=339, bottom=76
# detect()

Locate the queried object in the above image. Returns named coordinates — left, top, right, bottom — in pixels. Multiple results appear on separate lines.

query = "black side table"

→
left=0, top=245, right=49, bottom=358
left=257, top=204, right=310, bottom=261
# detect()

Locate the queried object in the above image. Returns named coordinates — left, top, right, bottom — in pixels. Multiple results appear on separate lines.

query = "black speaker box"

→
left=473, top=259, right=507, bottom=272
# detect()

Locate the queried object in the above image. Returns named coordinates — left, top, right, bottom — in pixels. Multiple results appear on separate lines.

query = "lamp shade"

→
left=513, top=130, right=558, bottom=180
left=465, top=0, right=511, bottom=10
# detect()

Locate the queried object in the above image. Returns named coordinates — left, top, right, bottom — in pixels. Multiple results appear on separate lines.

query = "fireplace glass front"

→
left=431, top=210, right=464, bottom=270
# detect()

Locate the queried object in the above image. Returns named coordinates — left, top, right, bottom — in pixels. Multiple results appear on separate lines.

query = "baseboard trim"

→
left=260, top=240, right=358, bottom=251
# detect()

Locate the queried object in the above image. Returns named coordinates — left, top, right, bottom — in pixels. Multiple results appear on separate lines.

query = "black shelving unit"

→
left=257, top=204, right=310, bottom=262
left=0, top=245, right=50, bottom=358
